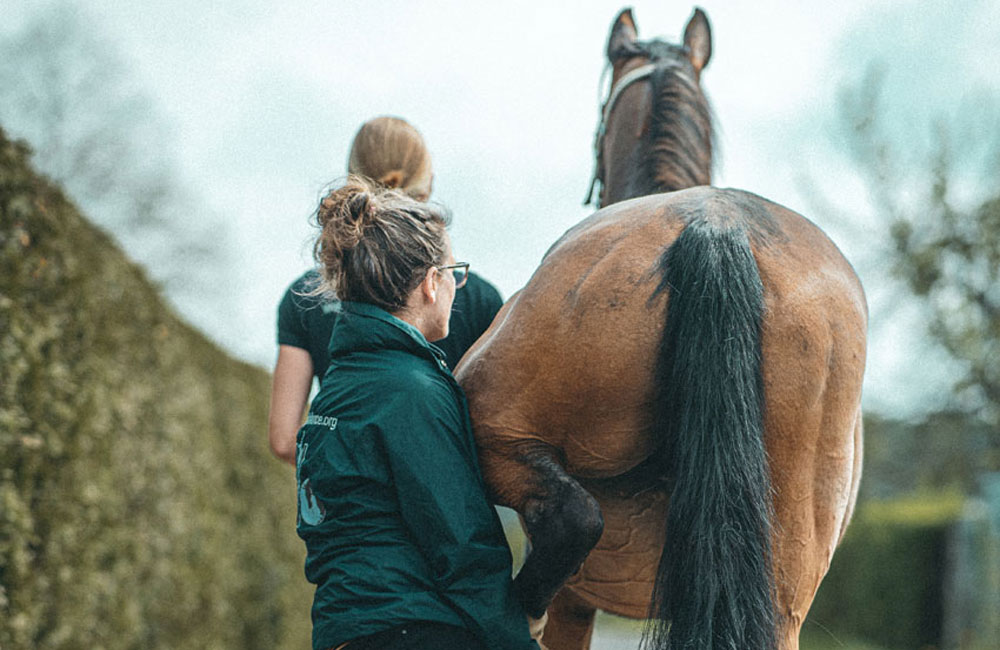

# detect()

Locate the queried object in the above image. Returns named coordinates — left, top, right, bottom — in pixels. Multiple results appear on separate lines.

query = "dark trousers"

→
left=336, top=622, right=486, bottom=650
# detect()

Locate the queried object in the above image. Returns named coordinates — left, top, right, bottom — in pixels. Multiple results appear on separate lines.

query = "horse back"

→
left=457, top=186, right=866, bottom=491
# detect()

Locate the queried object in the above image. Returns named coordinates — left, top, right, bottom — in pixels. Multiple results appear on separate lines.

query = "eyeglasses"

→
left=437, top=262, right=469, bottom=289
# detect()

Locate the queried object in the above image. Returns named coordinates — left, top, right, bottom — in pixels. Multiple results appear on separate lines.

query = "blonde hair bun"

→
left=348, top=116, right=431, bottom=198
left=378, top=169, right=405, bottom=189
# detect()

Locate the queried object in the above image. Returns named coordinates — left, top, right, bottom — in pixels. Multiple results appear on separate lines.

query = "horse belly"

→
left=564, top=484, right=667, bottom=618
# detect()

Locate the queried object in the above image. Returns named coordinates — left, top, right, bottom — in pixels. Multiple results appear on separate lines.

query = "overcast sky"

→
left=5, top=0, right=999, bottom=419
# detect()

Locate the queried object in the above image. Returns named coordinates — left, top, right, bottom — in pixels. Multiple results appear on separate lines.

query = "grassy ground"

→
left=799, top=624, right=890, bottom=650
left=587, top=612, right=889, bottom=650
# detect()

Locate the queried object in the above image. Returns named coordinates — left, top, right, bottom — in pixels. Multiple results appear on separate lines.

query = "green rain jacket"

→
left=296, top=301, right=536, bottom=650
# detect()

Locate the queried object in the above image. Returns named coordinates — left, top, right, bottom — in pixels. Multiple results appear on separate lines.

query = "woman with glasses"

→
left=296, top=177, right=541, bottom=650
left=268, top=116, right=503, bottom=465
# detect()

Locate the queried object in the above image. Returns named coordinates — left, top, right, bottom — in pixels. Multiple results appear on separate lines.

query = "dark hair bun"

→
left=317, top=178, right=380, bottom=251
left=312, top=174, right=451, bottom=312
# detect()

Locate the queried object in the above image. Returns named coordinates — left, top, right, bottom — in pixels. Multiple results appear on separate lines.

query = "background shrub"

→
left=0, top=127, right=311, bottom=649
left=806, top=492, right=964, bottom=649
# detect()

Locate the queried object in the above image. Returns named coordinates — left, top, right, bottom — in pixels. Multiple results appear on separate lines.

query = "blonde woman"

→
left=268, top=117, right=502, bottom=464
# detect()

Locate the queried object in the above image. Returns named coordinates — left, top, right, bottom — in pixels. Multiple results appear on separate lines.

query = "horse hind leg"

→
left=483, top=447, right=604, bottom=619
left=766, top=370, right=865, bottom=649
left=542, top=588, right=598, bottom=650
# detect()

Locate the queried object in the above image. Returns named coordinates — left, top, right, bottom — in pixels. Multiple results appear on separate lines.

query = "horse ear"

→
left=606, top=8, right=639, bottom=61
left=683, top=7, right=712, bottom=73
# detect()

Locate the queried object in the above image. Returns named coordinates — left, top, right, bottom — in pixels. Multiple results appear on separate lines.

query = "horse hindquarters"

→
left=648, top=217, right=777, bottom=650
left=758, top=251, right=867, bottom=649
left=458, top=190, right=865, bottom=649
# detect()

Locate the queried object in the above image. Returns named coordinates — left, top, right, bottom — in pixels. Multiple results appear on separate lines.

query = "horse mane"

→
left=643, top=45, right=715, bottom=193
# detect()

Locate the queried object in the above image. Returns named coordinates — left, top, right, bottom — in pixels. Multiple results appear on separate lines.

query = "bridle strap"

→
left=584, top=63, right=657, bottom=207
left=602, top=63, right=658, bottom=128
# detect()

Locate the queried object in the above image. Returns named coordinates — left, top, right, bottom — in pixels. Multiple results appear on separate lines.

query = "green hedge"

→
left=806, top=493, right=964, bottom=650
left=944, top=476, right=1000, bottom=650
left=0, top=128, right=312, bottom=649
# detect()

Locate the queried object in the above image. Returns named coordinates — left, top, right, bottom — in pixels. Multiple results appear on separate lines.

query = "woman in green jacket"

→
left=296, top=177, right=541, bottom=650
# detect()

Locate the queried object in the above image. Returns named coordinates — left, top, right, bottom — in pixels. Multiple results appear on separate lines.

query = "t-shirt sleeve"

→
left=277, top=284, right=309, bottom=350
left=378, top=383, right=536, bottom=650
left=474, top=280, right=504, bottom=336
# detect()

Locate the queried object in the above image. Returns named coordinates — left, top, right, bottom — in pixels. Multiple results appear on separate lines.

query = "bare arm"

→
left=268, top=345, right=313, bottom=465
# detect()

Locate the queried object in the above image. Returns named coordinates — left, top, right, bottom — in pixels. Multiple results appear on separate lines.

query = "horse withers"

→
left=455, top=8, right=866, bottom=650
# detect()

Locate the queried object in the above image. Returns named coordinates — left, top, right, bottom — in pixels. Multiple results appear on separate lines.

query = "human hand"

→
left=527, top=611, right=548, bottom=648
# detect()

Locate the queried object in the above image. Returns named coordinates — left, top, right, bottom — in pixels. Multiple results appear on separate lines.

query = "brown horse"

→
left=455, top=8, right=866, bottom=650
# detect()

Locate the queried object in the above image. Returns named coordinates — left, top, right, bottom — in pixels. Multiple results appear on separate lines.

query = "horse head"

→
left=588, top=8, right=714, bottom=208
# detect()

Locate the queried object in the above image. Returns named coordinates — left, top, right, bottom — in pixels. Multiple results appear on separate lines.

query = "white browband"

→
left=601, top=63, right=657, bottom=127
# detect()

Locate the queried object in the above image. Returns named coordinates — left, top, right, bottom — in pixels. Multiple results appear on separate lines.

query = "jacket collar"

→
left=329, top=301, right=445, bottom=363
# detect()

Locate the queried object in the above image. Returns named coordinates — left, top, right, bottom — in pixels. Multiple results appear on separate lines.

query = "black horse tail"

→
left=644, top=215, right=776, bottom=650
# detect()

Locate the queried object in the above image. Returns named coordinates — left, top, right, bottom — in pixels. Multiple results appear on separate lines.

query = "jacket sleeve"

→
left=379, top=381, right=537, bottom=650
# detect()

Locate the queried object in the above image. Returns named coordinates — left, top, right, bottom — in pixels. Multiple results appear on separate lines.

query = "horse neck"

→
left=644, top=69, right=713, bottom=193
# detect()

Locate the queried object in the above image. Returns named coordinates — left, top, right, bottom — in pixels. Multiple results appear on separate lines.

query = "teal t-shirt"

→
left=277, top=270, right=502, bottom=381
